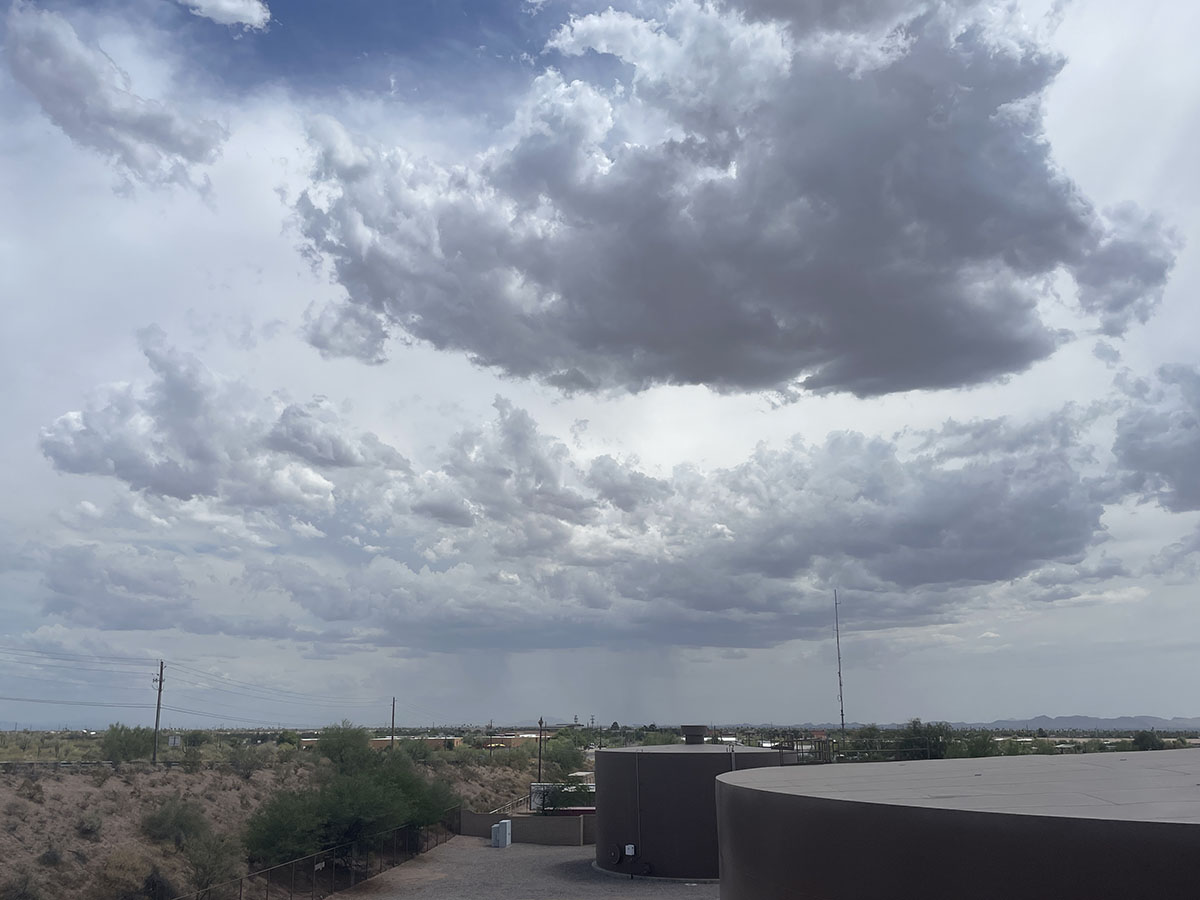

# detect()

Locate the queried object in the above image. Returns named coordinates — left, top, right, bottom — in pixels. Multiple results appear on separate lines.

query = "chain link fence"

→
left=169, top=807, right=460, bottom=900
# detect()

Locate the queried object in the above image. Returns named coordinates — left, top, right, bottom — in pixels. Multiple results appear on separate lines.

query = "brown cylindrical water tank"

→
left=594, top=735, right=781, bottom=879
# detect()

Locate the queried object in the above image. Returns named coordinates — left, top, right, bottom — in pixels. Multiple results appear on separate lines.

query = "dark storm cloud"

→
left=1113, top=364, right=1200, bottom=512
left=586, top=455, right=672, bottom=512
left=4, top=1, right=226, bottom=190
left=296, top=0, right=1173, bottom=398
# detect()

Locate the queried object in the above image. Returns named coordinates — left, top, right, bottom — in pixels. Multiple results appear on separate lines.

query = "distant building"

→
left=487, top=733, right=540, bottom=748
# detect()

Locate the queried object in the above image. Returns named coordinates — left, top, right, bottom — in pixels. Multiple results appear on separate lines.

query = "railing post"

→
left=291, top=860, right=295, bottom=899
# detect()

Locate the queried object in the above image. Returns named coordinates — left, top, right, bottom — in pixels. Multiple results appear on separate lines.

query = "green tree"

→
left=244, top=791, right=321, bottom=865
left=245, top=724, right=459, bottom=866
left=316, top=722, right=372, bottom=775
left=542, top=737, right=585, bottom=779
left=896, top=719, right=953, bottom=760
left=949, top=730, right=996, bottom=759
left=1132, top=730, right=1165, bottom=751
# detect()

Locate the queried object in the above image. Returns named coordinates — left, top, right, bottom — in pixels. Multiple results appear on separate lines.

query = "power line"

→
left=169, top=661, right=381, bottom=704
left=167, top=661, right=434, bottom=720
left=0, top=645, right=153, bottom=663
left=159, top=705, right=318, bottom=729
left=167, top=674, right=380, bottom=708
left=0, top=658, right=158, bottom=677
left=0, top=669, right=152, bottom=693
left=0, top=694, right=156, bottom=710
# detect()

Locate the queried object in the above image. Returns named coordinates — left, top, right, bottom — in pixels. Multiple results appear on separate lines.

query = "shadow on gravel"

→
left=544, top=856, right=605, bottom=884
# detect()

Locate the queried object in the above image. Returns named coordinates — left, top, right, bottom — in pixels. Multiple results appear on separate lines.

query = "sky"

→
left=1, top=0, right=1199, bottom=732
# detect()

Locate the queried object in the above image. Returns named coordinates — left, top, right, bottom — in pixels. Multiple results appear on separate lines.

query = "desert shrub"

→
left=490, top=747, right=531, bottom=769
left=15, top=781, right=43, bottom=804
left=245, top=741, right=458, bottom=866
left=141, top=796, right=210, bottom=848
left=397, top=739, right=430, bottom=762
left=35, top=845, right=61, bottom=867
left=184, top=832, right=242, bottom=894
left=95, top=848, right=151, bottom=897
left=95, top=848, right=181, bottom=900
left=140, top=867, right=180, bottom=900
left=102, top=724, right=155, bottom=763
left=0, top=868, right=41, bottom=900
left=227, top=743, right=269, bottom=780
left=75, top=814, right=103, bottom=840
left=182, top=747, right=203, bottom=774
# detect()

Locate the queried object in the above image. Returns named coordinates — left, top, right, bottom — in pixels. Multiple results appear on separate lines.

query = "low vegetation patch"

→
left=244, top=723, right=457, bottom=866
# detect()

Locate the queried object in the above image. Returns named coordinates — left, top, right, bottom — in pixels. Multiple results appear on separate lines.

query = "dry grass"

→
left=0, top=759, right=311, bottom=900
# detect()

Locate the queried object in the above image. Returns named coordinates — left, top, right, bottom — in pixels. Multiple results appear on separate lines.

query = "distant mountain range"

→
left=506, top=715, right=1200, bottom=733
left=788, top=715, right=1200, bottom=732
left=955, top=715, right=1200, bottom=732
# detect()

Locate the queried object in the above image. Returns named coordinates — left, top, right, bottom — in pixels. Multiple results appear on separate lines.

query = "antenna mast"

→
left=834, top=590, right=846, bottom=748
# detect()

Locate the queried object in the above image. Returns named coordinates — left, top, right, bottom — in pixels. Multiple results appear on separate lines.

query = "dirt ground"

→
left=0, top=754, right=545, bottom=900
left=0, top=762, right=307, bottom=899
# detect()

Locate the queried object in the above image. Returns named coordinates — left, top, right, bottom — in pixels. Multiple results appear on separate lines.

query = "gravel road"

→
left=343, top=836, right=721, bottom=899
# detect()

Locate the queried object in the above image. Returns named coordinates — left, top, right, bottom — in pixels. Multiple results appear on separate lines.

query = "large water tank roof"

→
left=601, top=744, right=778, bottom=754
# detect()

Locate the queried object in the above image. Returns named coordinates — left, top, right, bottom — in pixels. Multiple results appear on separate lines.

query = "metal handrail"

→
left=489, top=794, right=531, bottom=815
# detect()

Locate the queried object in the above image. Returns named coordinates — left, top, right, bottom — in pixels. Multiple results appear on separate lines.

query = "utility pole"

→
left=152, top=660, right=164, bottom=765
left=834, top=591, right=846, bottom=753
left=390, top=697, right=396, bottom=752
left=537, top=716, right=544, bottom=783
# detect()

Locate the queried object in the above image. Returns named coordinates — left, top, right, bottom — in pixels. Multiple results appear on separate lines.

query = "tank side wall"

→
left=594, top=750, right=640, bottom=874
left=716, top=778, right=1200, bottom=899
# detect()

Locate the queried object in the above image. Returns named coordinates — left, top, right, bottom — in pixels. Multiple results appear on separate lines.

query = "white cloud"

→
left=3, top=1, right=226, bottom=190
left=175, top=0, right=270, bottom=30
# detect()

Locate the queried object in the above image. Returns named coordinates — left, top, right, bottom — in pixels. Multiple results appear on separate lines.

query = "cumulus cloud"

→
left=39, top=341, right=1112, bottom=651
left=4, top=1, right=226, bottom=189
left=175, top=0, right=271, bottom=30
left=295, top=0, right=1173, bottom=397
left=1113, top=365, right=1200, bottom=512
left=40, top=328, right=406, bottom=508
